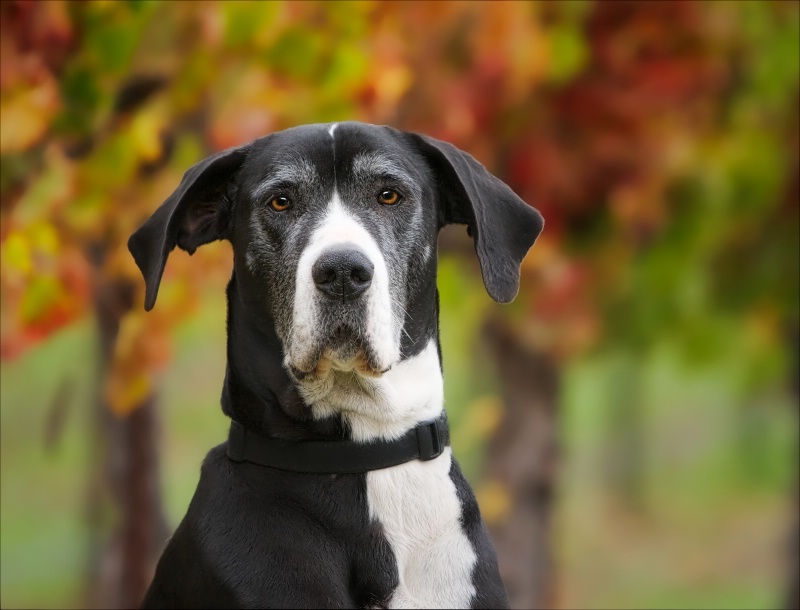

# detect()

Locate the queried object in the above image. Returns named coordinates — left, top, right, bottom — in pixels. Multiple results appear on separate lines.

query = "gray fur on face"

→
left=233, top=124, right=437, bottom=382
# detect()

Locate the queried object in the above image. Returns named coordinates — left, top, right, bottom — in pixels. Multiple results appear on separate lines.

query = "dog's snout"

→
left=312, top=247, right=374, bottom=301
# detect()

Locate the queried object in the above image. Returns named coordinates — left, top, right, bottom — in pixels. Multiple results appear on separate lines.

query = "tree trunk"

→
left=85, top=275, right=167, bottom=609
left=482, top=316, right=560, bottom=610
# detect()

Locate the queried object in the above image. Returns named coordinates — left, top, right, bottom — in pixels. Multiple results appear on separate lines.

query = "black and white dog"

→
left=129, top=122, right=543, bottom=609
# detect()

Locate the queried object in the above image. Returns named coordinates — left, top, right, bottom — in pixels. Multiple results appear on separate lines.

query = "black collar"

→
left=226, top=413, right=450, bottom=474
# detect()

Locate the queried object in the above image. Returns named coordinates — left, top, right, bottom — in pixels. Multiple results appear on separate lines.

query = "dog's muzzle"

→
left=288, top=237, right=398, bottom=378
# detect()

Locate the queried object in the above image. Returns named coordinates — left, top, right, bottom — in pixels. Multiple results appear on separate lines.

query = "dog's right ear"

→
left=128, top=145, right=249, bottom=311
left=409, top=133, right=544, bottom=304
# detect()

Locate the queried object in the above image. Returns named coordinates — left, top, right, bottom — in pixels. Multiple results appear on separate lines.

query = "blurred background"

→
left=1, top=1, right=798, bottom=608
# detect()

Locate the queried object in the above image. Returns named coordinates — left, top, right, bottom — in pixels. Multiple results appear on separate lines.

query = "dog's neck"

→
left=220, top=274, right=444, bottom=442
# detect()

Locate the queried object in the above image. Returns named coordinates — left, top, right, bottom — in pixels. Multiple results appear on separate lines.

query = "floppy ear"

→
left=128, top=145, right=249, bottom=311
left=410, top=134, right=544, bottom=303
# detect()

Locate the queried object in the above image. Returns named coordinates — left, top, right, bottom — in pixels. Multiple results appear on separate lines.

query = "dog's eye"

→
left=377, top=189, right=401, bottom=206
left=269, top=195, right=291, bottom=212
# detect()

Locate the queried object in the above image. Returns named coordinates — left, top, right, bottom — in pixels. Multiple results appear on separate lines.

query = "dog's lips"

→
left=288, top=326, right=391, bottom=381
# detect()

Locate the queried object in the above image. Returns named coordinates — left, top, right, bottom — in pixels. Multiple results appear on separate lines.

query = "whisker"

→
left=389, top=295, right=414, bottom=346
left=390, top=296, right=412, bottom=321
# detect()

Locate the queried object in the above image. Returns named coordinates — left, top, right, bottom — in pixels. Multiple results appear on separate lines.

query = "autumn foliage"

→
left=1, top=1, right=797, bottom=608
left=3, top=0, right=796, bottom=378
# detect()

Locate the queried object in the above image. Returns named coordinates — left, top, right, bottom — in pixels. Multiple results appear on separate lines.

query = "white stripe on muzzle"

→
left=288, top=191, right=399, bottom=374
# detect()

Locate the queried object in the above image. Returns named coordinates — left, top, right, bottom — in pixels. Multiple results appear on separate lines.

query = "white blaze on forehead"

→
left=328, top=123, right=338, bottom=139
left=289, top=190, right=399, bottom=372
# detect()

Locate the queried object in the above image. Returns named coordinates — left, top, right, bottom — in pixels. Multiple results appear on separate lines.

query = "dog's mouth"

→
left=288, top=324, right=389, bottom=381
left=327, top=325, right=361, bottom=359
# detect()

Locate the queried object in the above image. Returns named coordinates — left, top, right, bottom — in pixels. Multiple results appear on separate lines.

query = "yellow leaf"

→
left=113, top=310, right=147, bottom=362
left=452, top=395, right=503, bottom=452
left=20, top=275, right=61, bottom=323
left=2, top=232, right=34, bottom=276
left=470, top=395, right=503, bottom=436
left=476, top=479, right=512, bottom=525
left=375, top=64, right=413, bottom=107
left=30, top=223, right=59, bottom=257
left=0, top=80, right=61, bottom=153
left=131, top=110, right=164, bottom=163
left=106, top=371, right=151, bottom=417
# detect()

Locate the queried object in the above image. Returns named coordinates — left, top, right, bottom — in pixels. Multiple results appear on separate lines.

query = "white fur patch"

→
left=328, top=123, right=338, bottom=138
left=304, top=339, right=444, bottom=441
left=289, top=191, right=398, bottom=373
left=368, top=448, right=477, bottom=608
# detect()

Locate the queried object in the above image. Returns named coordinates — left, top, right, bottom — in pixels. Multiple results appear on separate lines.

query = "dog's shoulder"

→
left=147, top=445, right=368, bottom=607
left=448, top=457, right=510, bottom=609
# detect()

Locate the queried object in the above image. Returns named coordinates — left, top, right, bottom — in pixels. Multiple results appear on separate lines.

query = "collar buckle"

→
left=416, top=417, right=445, bottom=461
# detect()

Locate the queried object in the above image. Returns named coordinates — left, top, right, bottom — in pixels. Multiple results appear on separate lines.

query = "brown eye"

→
left=269, top=195, right=291, bottom=211
left=377, top=189, right=400, bottom=206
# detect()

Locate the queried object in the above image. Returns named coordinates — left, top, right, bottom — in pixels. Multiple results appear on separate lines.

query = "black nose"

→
left=312, top=247, right=374, bottom=301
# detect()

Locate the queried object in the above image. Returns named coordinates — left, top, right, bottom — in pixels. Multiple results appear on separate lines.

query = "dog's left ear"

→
left=128, top=145, right=250, bottom=311
left=410, top=134, right=544, bottom=303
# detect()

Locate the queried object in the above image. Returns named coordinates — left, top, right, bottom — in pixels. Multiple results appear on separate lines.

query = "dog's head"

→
left=129, top=122, right=542, bottom=384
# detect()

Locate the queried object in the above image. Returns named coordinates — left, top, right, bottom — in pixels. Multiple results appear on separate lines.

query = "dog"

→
left=128, top=122, right=543, bottom=609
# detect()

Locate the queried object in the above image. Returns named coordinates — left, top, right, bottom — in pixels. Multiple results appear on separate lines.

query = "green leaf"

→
left=547, top=27, right=588, bottom=83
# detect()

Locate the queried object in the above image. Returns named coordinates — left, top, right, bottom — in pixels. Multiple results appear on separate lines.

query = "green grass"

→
left=558, top=345, right=796, bottom=610
left=1, top=320, right=96, bottom=609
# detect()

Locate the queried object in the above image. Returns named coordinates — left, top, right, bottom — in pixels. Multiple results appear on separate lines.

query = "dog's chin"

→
left=288, top=327, right=391, bottom=381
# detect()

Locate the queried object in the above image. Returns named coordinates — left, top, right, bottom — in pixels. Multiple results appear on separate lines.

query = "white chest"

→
left=366, top=448, right=477, bottom=609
